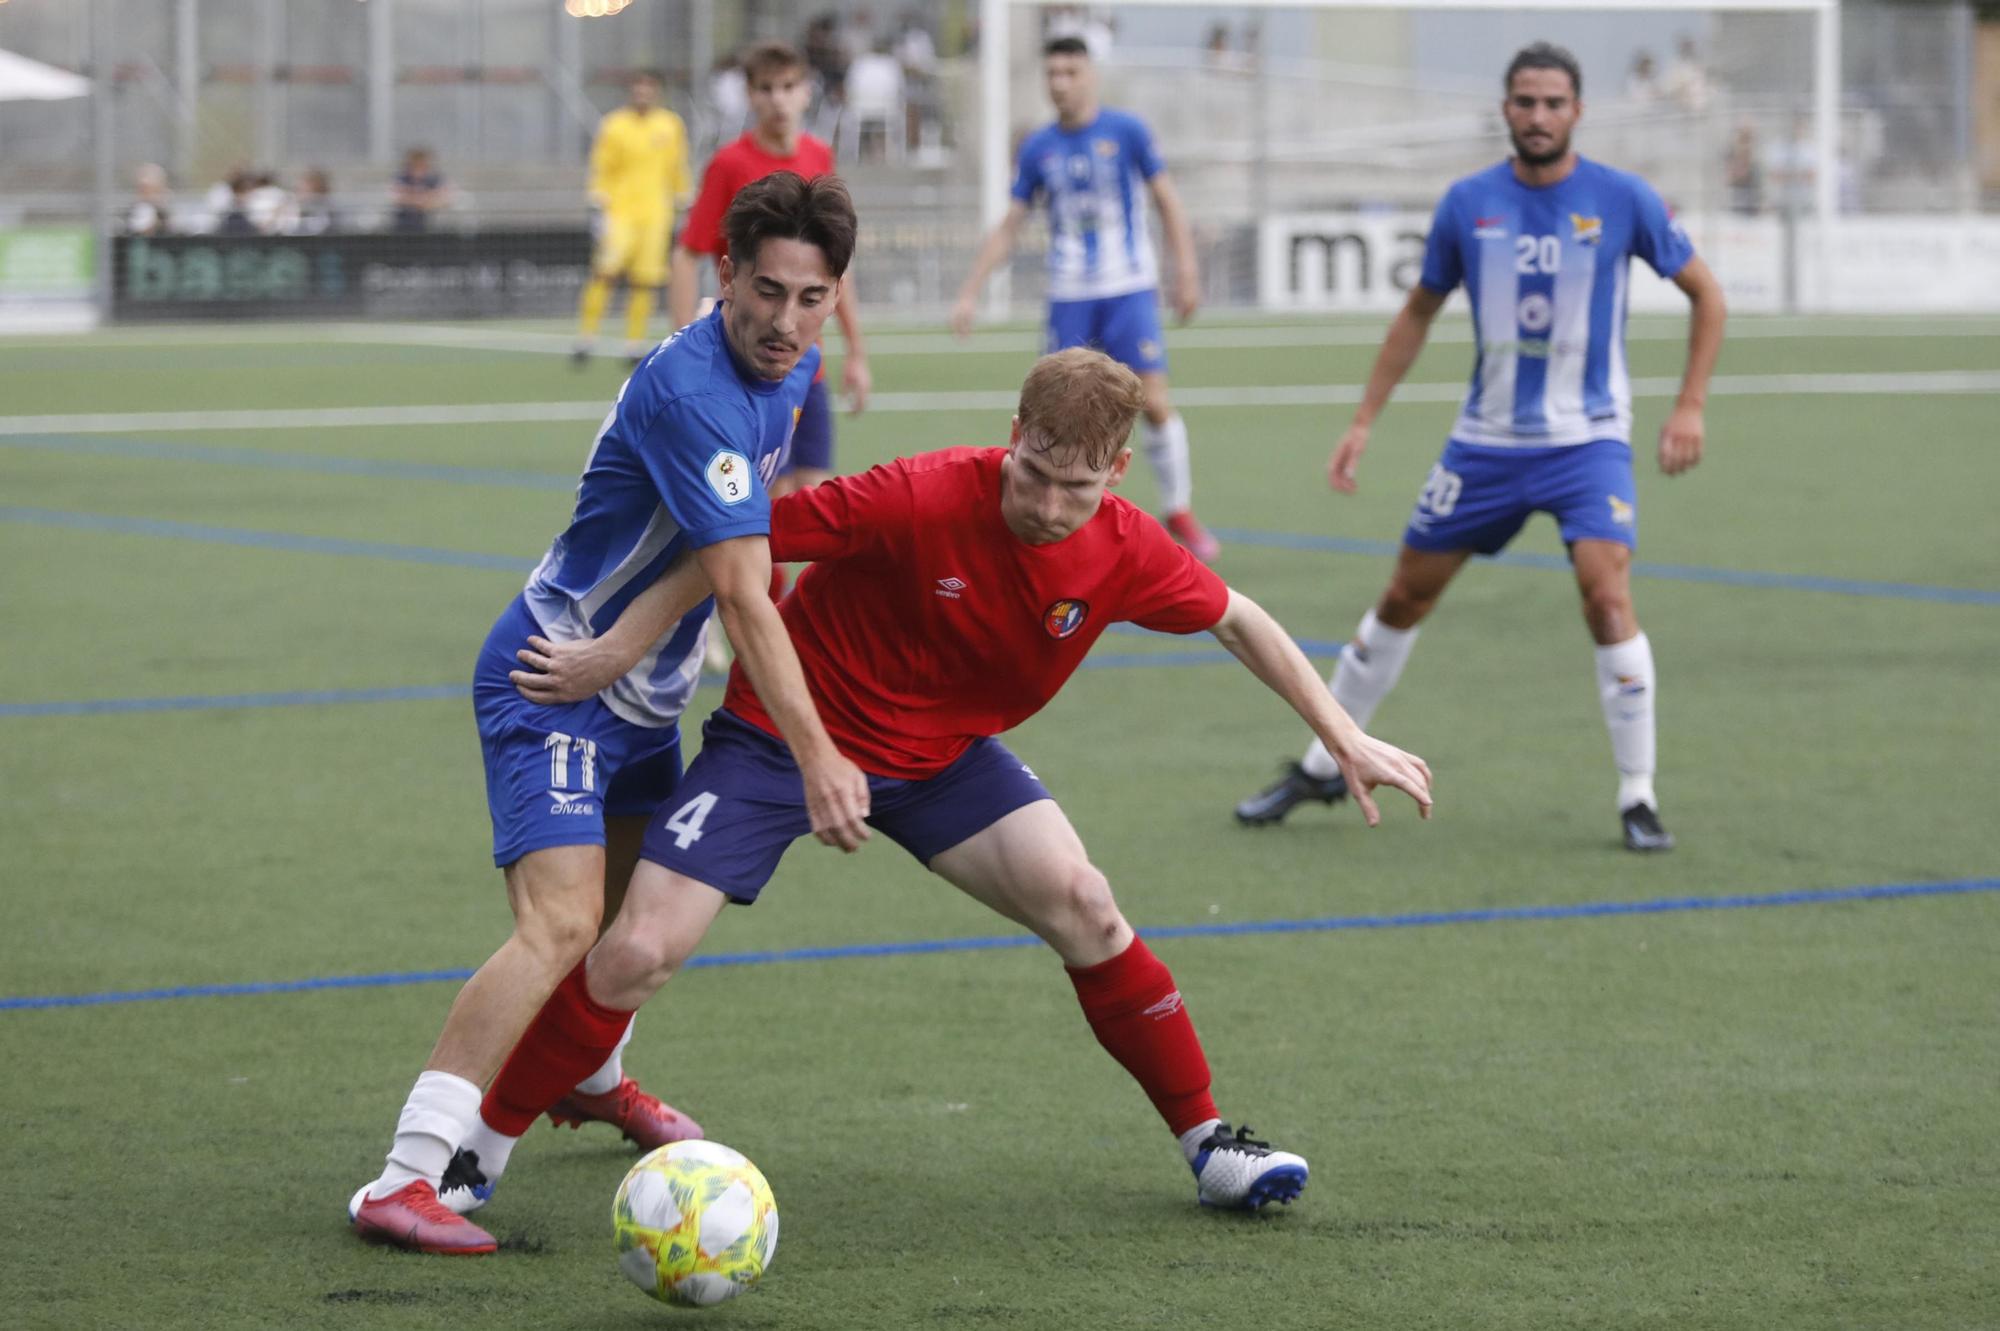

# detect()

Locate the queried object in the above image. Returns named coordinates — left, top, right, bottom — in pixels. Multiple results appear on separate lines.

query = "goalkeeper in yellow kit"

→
left=573, top=71, right=693, bottom=367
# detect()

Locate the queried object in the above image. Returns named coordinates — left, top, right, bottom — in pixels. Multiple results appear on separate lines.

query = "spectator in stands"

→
left=1725, top=124, right=1764, bottom=215
left=804, top=12, right=851, bottom=101
left=247, top=171, right=292, bottom=235
left=844, top=40, right=906, bottom=161
left=1663, top=35, right=1710, bottom=113
left=391, top=148, right=452, bottom=233
left=1768, top=112, right=1817, bottom=217
left=292, top=168, right=341, bottom=235
left=704, top=52, right=751, bottom=151
left=1625, top=51, right=1660, bottom=103
left=198, top=161, right=250, bottom=234
left=126, top=163, right=176, bottom=236
left=216, top=173, right=258, bottom=236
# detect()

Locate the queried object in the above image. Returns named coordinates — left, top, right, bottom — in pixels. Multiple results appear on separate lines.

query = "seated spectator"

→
left=1725, top=124, right=1763, bottom=216
left=215, top=173, right=258, bottom=236
left=292, top=168, right=341, bottom=235
left=247, top=171, right=292, bottom=235
left=1625, top=51, right=1659, bottom=103
left=126, top=163, right=175, bottom=236
left=391, top=148, right=451, bottom=233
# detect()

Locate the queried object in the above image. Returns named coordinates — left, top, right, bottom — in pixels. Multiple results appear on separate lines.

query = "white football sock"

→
left=1179, top=1117, right=1224, bottom=1164
left=1141, top=412, right=1193, bottom=515
left=1595, top=632, right=1658, bottom=811
left=1300, top=610, right=1420, bottom=779
left=573, top=1016, right=635, bottom=1096
left=458, top=1114, right=523, bottom=1182
left=373, top=1069, right=482, bottom=1197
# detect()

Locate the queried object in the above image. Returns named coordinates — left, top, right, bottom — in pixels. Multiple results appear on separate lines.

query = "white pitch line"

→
left=2, top=368, right=1997, bottom=437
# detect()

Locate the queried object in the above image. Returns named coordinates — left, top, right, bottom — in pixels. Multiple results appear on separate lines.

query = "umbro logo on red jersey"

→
left=935, top=577, right=967, bottom=599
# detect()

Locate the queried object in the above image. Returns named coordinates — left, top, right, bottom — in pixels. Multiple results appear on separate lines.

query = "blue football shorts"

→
left=639, top=710, right=1052, bottom=903
left=1402, top=438, right=1638, bottom=555
left=1045, top=289, right=1168, bottom=374
left=780, top=375, right=834, bottom=476
left=475, top=597, right=687, bottom=867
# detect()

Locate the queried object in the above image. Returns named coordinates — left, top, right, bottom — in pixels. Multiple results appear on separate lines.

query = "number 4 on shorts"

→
left=662, top=791, right=718, bottom=849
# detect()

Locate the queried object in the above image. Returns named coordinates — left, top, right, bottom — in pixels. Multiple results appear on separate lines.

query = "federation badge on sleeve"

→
left=706, top=449, right=753, bottom=505
left=1043, top=598, right=1089, bottom=639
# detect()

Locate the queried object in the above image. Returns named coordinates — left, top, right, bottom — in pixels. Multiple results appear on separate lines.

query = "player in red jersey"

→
left=672, top=41, right=868, bottom=493
left=438, top=350, right=1432, bottom=1217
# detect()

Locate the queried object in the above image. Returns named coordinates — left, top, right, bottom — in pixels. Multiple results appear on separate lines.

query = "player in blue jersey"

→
left=1235, top=43, right=1727, bottom=852
left=347, top=173, right=872, bottom=1255
left=950, top=35, right=1219, bottom=563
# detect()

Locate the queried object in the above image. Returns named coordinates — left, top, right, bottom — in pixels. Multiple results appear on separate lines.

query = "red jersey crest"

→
left=1043, top=598, right=1089, bottom=639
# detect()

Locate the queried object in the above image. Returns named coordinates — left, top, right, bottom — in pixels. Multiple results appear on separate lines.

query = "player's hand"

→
left=511, top=635, right=625, bottom=705
left=799, top=749, right=872, bottom=852
left=948, top=294, right=977, bottom=339
left=842, top=356, right=872, bottom=414
left=1327, top=422, right=1370, bottom=494
left=1658, top=403, right=1705, bottom=476
left=1329, top=734, right=1434, bottom=827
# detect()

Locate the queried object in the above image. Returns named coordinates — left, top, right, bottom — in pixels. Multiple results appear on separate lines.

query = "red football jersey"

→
left=723, top=448, right=1231, bottom=778
left=679, top=133, right=837, bottom=258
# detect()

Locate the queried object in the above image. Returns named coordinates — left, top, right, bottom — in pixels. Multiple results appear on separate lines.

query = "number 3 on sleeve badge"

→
left=705, top=449, right=752, bottom=505
left=1043, top=598, right=1089, bottom=639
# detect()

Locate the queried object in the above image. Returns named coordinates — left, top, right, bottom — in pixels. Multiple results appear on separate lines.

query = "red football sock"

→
left=481, top=960, right=635, bottom=1136
left=1066, top=937, right=1218, bottom=1136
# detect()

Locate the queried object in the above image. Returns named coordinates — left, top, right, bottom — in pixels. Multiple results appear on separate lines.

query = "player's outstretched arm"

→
left=832, top=273, right=870, bottom=413
left=949, top=201, right=1029, bottom=337
left=698, top=535, right=872, bottom=852
left=1208, top=589, right=1433, bottom=825
left=1328, top=284, right=1448, bottom=494
left=511, top=549, right=712, bottom=705
left=1660, top=255, right=1726, bottom=477
left=1146, top=172, right=1200, bottom=323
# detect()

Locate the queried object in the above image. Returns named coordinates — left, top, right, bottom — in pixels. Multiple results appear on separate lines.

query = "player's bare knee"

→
left=1581, top=587, right=1635, bottom=643
left=1378, top=583, right=1435, bottom=628
left=513, top=895, right=601, bottom=973
left=1049, top=862, right=1127, bottom=955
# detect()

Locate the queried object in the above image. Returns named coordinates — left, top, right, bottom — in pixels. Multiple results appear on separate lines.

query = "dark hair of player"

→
left=1505, top=42, right=1581, bottom=97
left=1016, top=348, right=1145, bottom=471
left=742, top=41, right=809, bottom=83
left=1043, top=35, right=1091, bottom=60
left=722, top=171, right=857, bottom=279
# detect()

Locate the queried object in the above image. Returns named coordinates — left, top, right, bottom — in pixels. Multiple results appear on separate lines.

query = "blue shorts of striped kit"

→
left=1403, top=438, right=1638, bottom=556
left=640, top=710, right=1052, bottom=904
left=475, top=597, right=685, bottom=867
left=1045, top=289, right=1168, bottom=374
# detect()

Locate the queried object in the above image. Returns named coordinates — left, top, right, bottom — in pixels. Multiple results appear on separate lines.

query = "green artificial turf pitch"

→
left=1, top=313, right=1995, bottom=1330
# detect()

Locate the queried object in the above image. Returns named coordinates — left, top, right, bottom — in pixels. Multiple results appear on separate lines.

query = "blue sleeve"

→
left=1417, top=188, right=1463, bottom=295
left=1125, top=114, right=1164, bottom=179
left=634, top=394, right=773, bottom=549
left=1010, top=134, right=1042, bottom=204
left=1629, top=175, right=1695, bottom=279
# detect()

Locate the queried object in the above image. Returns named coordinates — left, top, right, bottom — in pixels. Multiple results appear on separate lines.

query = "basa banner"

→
left=112, top=229, right=591, bottom=320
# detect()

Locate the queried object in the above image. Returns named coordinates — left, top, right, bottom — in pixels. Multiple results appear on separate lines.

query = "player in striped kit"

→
left=1235, top=43, right=1727, bottom=852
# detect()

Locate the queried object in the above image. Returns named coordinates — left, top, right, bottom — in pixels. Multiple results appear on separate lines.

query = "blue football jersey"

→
left=521, top=306, right=817, bottom=727
left=1419, top=157, right=1695, bottom=447
left=1011, top=109, right=1164, bottom=302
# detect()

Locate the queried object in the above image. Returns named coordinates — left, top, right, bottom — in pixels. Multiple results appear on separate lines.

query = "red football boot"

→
left=348, top=1180, right=497, bottom=1255
left=1163, top=510, right=1221, bottom=563
left=547, top=1077, right=704, bottom=1150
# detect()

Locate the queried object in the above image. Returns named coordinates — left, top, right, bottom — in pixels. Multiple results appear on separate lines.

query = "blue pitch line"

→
left=7, top=499, right=1993, bottom=609
left=1210, top=527, right=2000, bottom=607
left=0, top=506, right=536, bottom=572
left=6, top=877, right=1993, bottom=1012
left=0, top=648, right=1255, bottom=719
left=1, top=434, right=577, bottom=492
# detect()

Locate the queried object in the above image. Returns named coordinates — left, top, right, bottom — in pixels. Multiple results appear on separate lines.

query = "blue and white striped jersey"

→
left=1011, top=109, right=1164, bottom=302
left=521, top=305, right=816, bottom=727
left=1419, top=157, right=1694, bottom=447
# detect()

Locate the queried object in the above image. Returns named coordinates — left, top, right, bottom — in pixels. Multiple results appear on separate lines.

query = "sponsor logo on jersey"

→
left=1094, top=138, right=1118, bottom=158
left=1570, top=213, right=1603, bottom=245
left=1043, top=598, right=1089, bottom=639
left=705, top=449, right=753, bottom=505
left=935, top=576, right=968, bottom=599
left=1608, top=494, right=1635, bottom=526
left=1474, top=214, right=1508, bottom=240
left=1517, top=292, right=1554, bottom=332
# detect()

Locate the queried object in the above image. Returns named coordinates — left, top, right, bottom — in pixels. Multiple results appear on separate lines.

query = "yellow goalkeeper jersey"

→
left=590, top=105, right=693, bottom=219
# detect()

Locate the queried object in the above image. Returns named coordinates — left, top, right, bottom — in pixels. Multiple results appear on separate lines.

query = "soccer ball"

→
left=612, top=1140, right=779, bottom=1307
